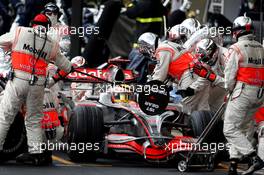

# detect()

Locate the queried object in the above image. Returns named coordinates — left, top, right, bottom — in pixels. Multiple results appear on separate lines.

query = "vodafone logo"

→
left=67, top=68, right=134, bottom=81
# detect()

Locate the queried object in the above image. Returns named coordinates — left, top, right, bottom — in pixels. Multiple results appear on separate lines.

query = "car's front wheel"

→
left=67, top=106, right=104, bottom=162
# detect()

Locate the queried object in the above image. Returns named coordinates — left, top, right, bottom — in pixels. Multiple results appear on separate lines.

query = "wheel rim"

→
left=178, top=160, right=187, bottom=172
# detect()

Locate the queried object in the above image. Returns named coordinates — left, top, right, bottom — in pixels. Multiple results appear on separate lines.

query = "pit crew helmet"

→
left=195, top=38, right=218, bottom=66
left=31, top=14, right=51, bottom=29
left=181, top=18, right=201, bottom=39
left=43, top=2, right=62, bottom=18
left=137, top=32, right=160, bottom=58
left=232, top=14, right=254, bottom=39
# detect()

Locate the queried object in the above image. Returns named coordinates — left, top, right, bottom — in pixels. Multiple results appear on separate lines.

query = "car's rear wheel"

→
left=67, top=106, right=104, bottom=162
left=3, top=112, right=27, bottom=159
left=190, top=110, right=228, bottom=164
left=190, top=110, right=225, bottom=143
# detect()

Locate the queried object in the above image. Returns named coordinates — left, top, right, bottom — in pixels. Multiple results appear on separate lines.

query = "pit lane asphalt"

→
left=0, top=152, right=263, bottom=175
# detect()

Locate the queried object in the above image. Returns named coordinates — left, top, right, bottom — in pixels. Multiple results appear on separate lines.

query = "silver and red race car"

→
left=1, top=58, right=226, bottom=172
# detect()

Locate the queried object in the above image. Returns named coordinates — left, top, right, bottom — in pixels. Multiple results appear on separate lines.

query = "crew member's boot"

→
left=228, top=159, right=239, bottom=175
left=0, top=151, right=9, bottom=164
left=242, top=152, right=264, bottom=175
left=16, top=151, right=52, bottom=166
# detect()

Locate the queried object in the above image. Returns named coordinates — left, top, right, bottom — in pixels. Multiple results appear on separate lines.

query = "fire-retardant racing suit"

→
left=152, top=40, right=210, bottom=114
left=192, top=47, right=228, bottom=112
left=254, top=107, right=264, bottom=161
left=0, top=25, right=72, bottom=156
left=223, top=34, right=264, bottom=166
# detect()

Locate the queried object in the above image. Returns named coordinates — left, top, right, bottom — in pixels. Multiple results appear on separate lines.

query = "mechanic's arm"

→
left=48, top=48, right=72, bottom=88
left=183, top=27, right=210, bottom=52
left=224, top=47, right=239, bottom=92
left=176, top=76, right=210, bottom=98
left=53, top=46, right=72, bottom=73
left=151, top=49, right=171, bottom=82
left=189, top=76, right=210, bottom=93
left=212, top=76, right=225, bottom=88
left=0, top=29, right=16, bottom=51
left=211, top=46, right=228, bottom=88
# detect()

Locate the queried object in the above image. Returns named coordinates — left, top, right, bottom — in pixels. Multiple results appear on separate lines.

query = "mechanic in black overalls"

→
left=124, top=0, right=167, bottom=48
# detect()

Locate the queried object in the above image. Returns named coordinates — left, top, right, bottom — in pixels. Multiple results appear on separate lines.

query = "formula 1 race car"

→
left=1, top=58, right=226, bottom=172
left=64, top=58, right=227, bottom=172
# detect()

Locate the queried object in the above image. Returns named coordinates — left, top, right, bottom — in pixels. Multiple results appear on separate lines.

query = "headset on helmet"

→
left=43, top=2, right=62, bottom=19
left=137, top=32, right=160, bottom=57
left=31, top=14, right=51, bottom=29
left=195, top=38, right=218, bottom=66
left=233, top=14, right=254, bottom=39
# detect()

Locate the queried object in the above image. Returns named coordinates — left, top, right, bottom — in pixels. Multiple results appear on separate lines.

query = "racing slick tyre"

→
left=3, top=112, right=27, bottom=159
left=67, top=106, right=104, bottom=162
left=190, top=111, right=228, bottom=164
left=190, top=110, right=225, bottom=143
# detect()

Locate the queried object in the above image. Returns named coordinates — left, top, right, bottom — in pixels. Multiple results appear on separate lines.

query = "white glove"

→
left=71, top=56, right=86, bottom=67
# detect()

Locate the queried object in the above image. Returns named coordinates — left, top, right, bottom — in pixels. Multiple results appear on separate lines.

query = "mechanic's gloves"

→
left=45, top=128, right=57, bottom=141
left=176, top=87, right=195, bottom=98
left=52, top=70, right=67, bottom=82
left=52, top=63, right=78, bottom=82
left=52, top=69, right=69, bottom=83
left=193, top=62, right=216, bottom=82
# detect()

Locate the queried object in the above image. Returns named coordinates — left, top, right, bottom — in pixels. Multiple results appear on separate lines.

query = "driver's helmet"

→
left=137, top=32, right=160, bottom=57
left=232, top=14, right=254, bottom=40
left=195, top=38, right=218, bottom=66
left=180, top=18, right=201, bottom=39
left=111, top=84, right=134, bottom=103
